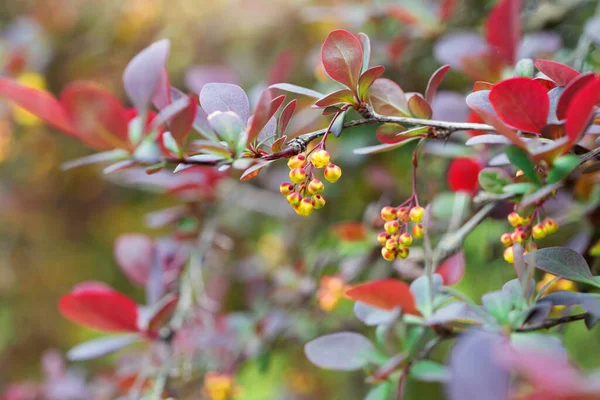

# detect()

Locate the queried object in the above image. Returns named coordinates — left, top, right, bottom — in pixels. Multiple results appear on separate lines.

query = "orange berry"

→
left=311, top=194, right=326, bottom=209
left=381, top=247, right=396, bottom=261
left=385, top=238, right=398, bottom=251
left=311, top=149, right=331, bottom=168
left=287, top=154, right=307, bottom=169
left=399, top=233, right=413, bottom=247
left=307, top=179, right=324, bottom=195
left=504, top=246, right=514, bottom=263
left=324, top=164, right=342, bottom=183
left=286, top=192, right=302, bottom=206
left=294, top=198, right=314, bottom=216
left=500, top=233, right=513, bottom=247
left=279, top=182, right=294, bottom=196
left=384, top=220, right=400, bottom=234
left=396, top=206, right=409, bottom=221
left=289, top=168, right=307, bottom=184
left=377, top=232, right=391, bottom=246
left=412, top=224, right=424, bottom=239
left=409, top=206, right=425, bottom=223
left=380, top=206, right=397, bottom=221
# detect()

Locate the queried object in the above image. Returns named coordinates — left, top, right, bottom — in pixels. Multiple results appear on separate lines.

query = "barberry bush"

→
left=3, top=0, right=600, bottom=399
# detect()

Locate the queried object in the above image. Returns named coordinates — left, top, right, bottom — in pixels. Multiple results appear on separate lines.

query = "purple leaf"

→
left=123, top=39, right=170, bottom=112
left=446, top=330, right=509, bottom=400
left=114, top=234, right=154, bottom=287
left=269, top=83, right=324, bottom=99
left=67, top=334, right=140, bottom=361
left=433, top=32, right=487, bottom=69
left=431, top=91, right=469, bottom=123
left=517, top=32, right=561, bottom=60
left=354, top=302, right=400, bottom=326
left=304, top=332, right=376, bottom=371
left=200, top=83, right=250, bottom=123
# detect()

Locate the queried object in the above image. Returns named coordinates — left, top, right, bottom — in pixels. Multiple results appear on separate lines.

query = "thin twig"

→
left=516, top=313, right=589, bottom=332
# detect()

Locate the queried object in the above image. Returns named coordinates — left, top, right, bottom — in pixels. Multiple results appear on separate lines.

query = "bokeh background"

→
left=1, top=0, right=599, bottom=399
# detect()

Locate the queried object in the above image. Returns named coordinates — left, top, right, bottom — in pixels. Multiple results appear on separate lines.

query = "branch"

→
left=516, top=313, right=589, bottom=332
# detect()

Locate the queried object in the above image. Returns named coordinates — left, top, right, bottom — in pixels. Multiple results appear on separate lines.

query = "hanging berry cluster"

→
left=279, top=150, right=342, bottom=216
left=501, top=210, right=558, bottom=263
left=377, top=203, right=425, bottom=261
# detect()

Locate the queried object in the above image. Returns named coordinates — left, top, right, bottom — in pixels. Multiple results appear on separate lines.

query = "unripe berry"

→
left=543, top=218, right=558, bottom=235
left=307, top=179, right=324, bottom=194
left=324, top=164, right=342, bottom=183
left=397, top=246, right=410, bottom=259
left=384, top=220, right=400, bottom=234
left=412, top=224, right=424, bottom=239
left=511, top=230, right=527, bottom=244
left=311, top=194, right=326, bottom=209
left=385, top=238, right=398, bottom=251
left=311, top=149, right=331, bottom=168
left=390, top=232, right=400, bottom=241
left=381, top=247, right=396, bottom=261
left=504, top=246, right=514, bottom=263
left=287, top=154, right=307, bottom=169
left=507, top=212, right=521, bottom=227
left=289, top=168, right=307, bottom=184
left=521, top=216, right=532, bottom=225
left=294, top=198, right=314, bottom=216
left=377, top=232, right=390, bottom=246
left=286, top=192, right=302, bottom=206
left=409, top=206, right=425, bottom=223
left=396, top=206, right=409, bottom=221
left=380, top=206, right=397, bottom=221
left=399, top=233, right=413, bottom=247
left=532, top=223, right=546, bottom=240
left=280, top=182, right=294, bottom=196
left=500, top=233, right=513, bottom=247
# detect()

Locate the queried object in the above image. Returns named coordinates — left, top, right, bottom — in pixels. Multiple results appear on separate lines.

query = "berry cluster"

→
left=502, top=211, right=558, bottom=263
left=377, top=205, right=425, bottom=261
left=279, top=150, right=342, bottom=216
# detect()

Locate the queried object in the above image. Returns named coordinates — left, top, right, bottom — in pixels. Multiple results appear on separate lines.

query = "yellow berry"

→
left=311, top=149, right=331, bottom=168
left=380, top=206, right=397, bottom=221
left=504, top=246, right=514, bottom=263
left=543, top=218, right=558, bottom=235
left=532, top=223, right=546, bottom=240
left=288, top=155, right=307, bottom=169
left=390, top=232, right=400, bottom=241
left=412, top=224, right=424, bottom=239
left=409, top=206, right=425, bottom=223
left=324, top=164, right=342, bottom=183
left=399, top=233, right=413, bottom=247
left=311, top=194, right=326, bottom=209
left=280, top=182, right=294, bottom=196
left=384, top=220, right=400, bottom=234
left=507, top=212, right=521, bottom=227
left=396, top=206, right=409, bottom=221
left=397, top=246, right=410, bottom=259
left=377, top=232, right=391, bottom=246
left=286, top=192, right=302, bottom=206
left=511, top=230, right=527, bottom=244
left=385, top=238, right=398, bottom=251
left=289, top=168, right=307, bottom=184
left=381, top=247, right=396, bottom=261
left=294, top=198, right=314, bottom=216
left=307, top=179, right=324, bottom=195
left=500, top=233, right=513, bottom=247
left=521, top=216, right=532, bottom=225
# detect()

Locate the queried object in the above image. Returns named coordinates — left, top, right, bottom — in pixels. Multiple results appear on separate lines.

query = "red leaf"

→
left=425, top=64, right=451, bottom=104
left=369, top=78, right=410, bottom=116
left=247, top=90, right=284, bottom=143
left=489, top=77, right=549, bottom=133
left=0, top=78, right=76, bottom=136
left=267, top=50, right=295, bottom=85
left=376, top=123, right=406, bottom=144
left=330, top=222, right=368, bottom=242
left=60, top=82, right=130, bottom=150
left=59, top=286, right=139, bottom=332
left=358, top=65, right=385, bottom=101
left=466, top=110, right=486, bottom=137
left=565, top=77, right=600, bottom=144
left=114, top=234, right=154, bottom=287
left=152, top=68, right=172, bottom=110
left=439, top=0, right=459, bottom=23
left=146, top=295, right=179, bottom=337
left=436, top=251, right=466, bottom=285
left=314, top=89, right=355, bottom=108
left=345, top=279, right=419, bottom=315
left=485, top=0, right=521, bottom=66
left=278, top=100, right=296, bottom=136
left=473, top=81, right=494, bottom=92
left=534, top=78, right=557, bottom=91
left=556, top=73, right=596, bottom=121
left=169, top=93, right=198, bottom=145
left=321, top=30, right=363, bottom=90
left=447, top=157, right=482, bottom=195
left=408, top=94, right=432, bottom=119
left=534, top=59, right=580, bottom=87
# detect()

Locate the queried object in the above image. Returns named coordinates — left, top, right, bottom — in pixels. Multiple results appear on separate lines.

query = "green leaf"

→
left=331, top=110, right=349, bottom=138
left=546, top=154, right=580, bottom=183
left=353, top=137, right=421, bottom=155
left=410, top=360, right=449, bottom=382
left=478, top=167, right=512, bottom=194
left=364, top=381, right=392, bottom=400
left=505, top=146, right=541, bottom=185
left=524, top=247, right=598, bottom=286
left=358, top=32, right=371, bottom=73
left=514, top=58, right=534, bottom=78
left=481, top=291, right=512, bottom=324
left=503, top=182, right=536, bottom=195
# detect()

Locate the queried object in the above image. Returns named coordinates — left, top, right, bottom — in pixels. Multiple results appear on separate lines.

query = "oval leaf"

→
left=534, top=59, right=579, bottom=87
left=564, top=77, right=600, bottom=144
left=408, top=94, right=432, bottom=119
left=345, top=279, right=419, bottom=315
left=200, top=83, right=250, bottom=123
left=305, top=332, right=375, bottom=371
left=524, top=247, right=595, bottom=285
left=447, top=157, right=481, bottom=195
left=67, top=334, right=139, bottom=361
left=321, top=30, right=363, bottom=89
left=425, top=64, right=451, bottom=104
